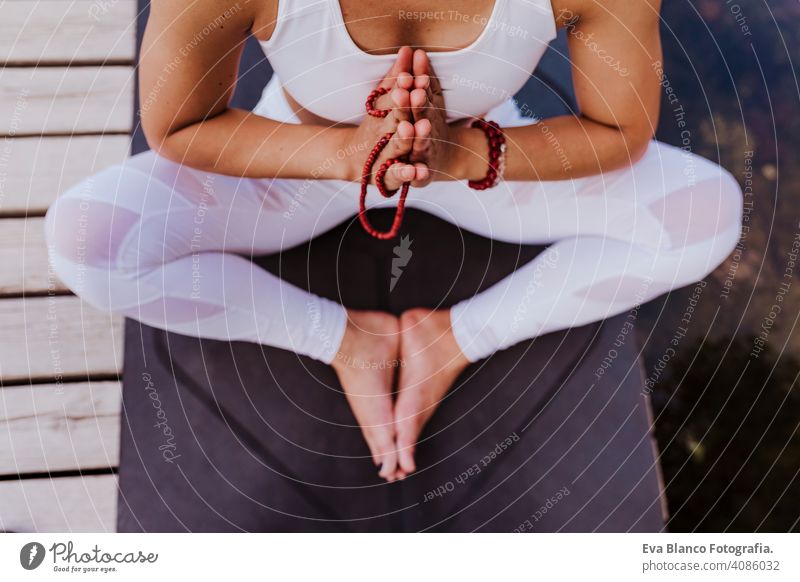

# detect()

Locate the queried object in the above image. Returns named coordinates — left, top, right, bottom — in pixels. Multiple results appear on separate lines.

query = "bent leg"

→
left=427, top=141, right=743, bottom=362
left=44, top=150, right=355, bottom=363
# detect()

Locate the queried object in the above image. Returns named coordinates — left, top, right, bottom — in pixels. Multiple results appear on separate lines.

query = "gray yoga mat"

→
left=117, top=2, right=665, bottom=532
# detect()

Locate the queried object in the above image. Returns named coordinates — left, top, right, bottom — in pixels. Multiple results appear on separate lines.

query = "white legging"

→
left=44, top=97, right=742, bottom=364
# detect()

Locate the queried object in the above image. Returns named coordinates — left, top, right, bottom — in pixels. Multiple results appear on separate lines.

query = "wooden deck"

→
left=0, top=0, right=137, bottom=532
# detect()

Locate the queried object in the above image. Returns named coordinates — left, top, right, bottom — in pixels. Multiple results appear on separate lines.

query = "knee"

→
left=44, top=167, right=142, bottom=306
left=646, top=165, right=744, bottom=288
left=650, top=165, right=743, bottom=259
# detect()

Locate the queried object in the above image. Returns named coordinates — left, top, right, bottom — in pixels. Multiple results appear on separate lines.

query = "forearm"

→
left=452, top=114, right=652, bottom=182
left=153, top=108, right=354, bottom=181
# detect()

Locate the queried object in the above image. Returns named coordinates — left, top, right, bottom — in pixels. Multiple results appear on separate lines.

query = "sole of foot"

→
left=393, top=307, right=471, bottom=477
left=331, top=309, right=403, bottom=481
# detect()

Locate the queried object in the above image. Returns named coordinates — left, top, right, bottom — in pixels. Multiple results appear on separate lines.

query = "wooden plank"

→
left=0, top=217, right=68, bottom=294
left=0, top=296, right=123, bottom=383
left=0, top=135, right=131, bottom=216
left=0, top=381, right=121, bottom=475
left=0, top=1, right=136, bottom=65
left=0, top=66, right=134, bottom=135
left=0, top=475, right=117, bottom=532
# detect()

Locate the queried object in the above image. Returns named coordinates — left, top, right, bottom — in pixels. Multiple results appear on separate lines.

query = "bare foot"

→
left=393, top=308, right=471, bottom=477
left=331, top=310, right=402, bottom=482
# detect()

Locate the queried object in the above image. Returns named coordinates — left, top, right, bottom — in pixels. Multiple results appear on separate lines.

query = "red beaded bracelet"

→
left=468, top=118, right=506, bottom=190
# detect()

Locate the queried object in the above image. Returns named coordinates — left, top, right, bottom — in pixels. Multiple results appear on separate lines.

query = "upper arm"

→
left=139, top=0, right=265, bottom=149
left=558, top=0, right=662, bottom=151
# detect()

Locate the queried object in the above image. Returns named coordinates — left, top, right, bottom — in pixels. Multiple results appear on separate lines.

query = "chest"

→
left=260, top=0, right=562, bottom=124
left=337, top=0, right=499, bottom=54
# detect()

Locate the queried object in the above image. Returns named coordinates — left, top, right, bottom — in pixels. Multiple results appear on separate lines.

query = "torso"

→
left=252, top=0, right=574, bottom=126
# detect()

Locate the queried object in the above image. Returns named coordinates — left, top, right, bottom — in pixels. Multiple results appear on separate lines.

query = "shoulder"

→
left=148, top=0, right=267, bottom=34
left=549, top=0, right=661, bottom=27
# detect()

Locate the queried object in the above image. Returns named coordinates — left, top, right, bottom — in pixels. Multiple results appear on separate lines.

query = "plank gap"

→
left=0, top=290, right=75, bottom=300
left=2, top=131, right=132, bottom=139
left=1, top=373, right=122, bottom=389
left=1, top=60, right=134, bottom=68
left=0, top=467, right=117, bottom=483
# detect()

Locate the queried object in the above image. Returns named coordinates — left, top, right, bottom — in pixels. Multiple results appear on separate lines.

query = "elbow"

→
left=149, top=137, right=186, bottom=166
left=140, top=112, right=197, bottom=166
left=619, top=126, right=653, bottom=167
left=142, top=128, right=187, bottom=165
left=587, top=115, right=654, bottom=172
left=628, top=139, right=650, bottom=166
left=140, top=115, right=221, bottom=172
left=141, top=117, right=178, bottom=161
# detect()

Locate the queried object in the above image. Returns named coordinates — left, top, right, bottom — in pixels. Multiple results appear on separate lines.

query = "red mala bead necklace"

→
left=358, top=85, right=506, bottom=240
left=359, top=86, right=410, bottom=240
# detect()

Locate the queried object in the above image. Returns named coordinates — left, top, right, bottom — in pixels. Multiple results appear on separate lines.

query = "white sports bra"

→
left=258, top=0, right=557, bottom=124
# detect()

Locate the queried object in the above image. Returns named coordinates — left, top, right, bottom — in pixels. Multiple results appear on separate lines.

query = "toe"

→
left=378, top=448, right=398, bottom=482
left=397, top=441, right=417, bottom=474
left=394, top=411, right=419, bottom=474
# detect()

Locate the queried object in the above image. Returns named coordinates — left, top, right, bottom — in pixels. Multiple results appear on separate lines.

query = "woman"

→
left=44, top=0, right=742, bottom=482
